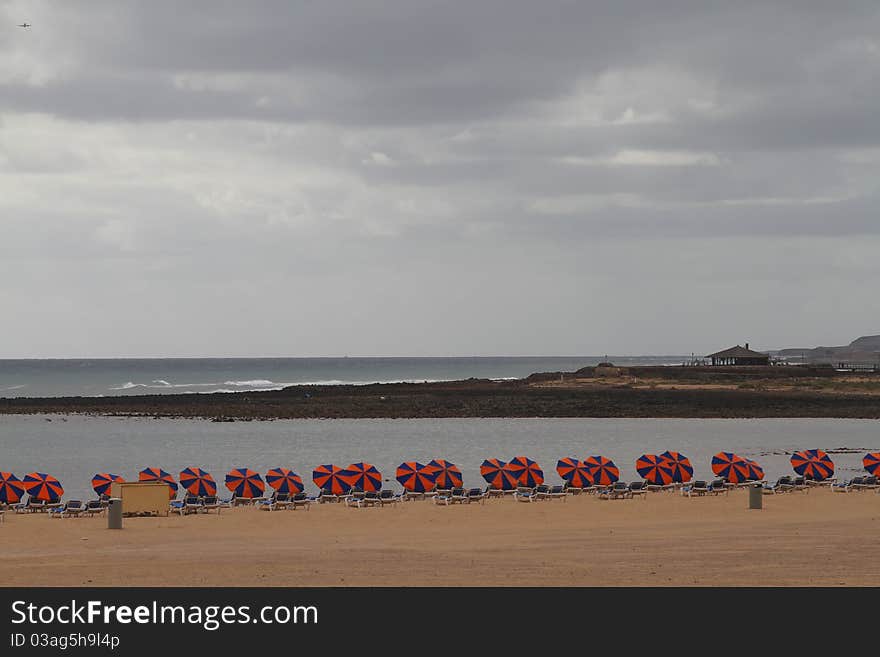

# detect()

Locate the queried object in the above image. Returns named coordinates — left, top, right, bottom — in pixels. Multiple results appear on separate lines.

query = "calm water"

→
left=0, top=356, right=683, bottom=398
left=0, top=415, right=877, bottom=500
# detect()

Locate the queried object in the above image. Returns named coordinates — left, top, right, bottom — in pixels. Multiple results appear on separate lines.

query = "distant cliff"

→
left=773, top=335, right=880, bottom=364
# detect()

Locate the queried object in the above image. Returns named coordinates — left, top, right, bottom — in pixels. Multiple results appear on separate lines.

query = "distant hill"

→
left=772, top=335, right=880, bottom=364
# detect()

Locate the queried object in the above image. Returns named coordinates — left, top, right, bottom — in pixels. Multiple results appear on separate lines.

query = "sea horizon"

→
left=0, top=355, right=687, bottom=399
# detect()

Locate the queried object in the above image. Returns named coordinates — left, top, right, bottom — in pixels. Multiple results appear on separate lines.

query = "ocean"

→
left=0, top=356, right=683, bottom=398
left=0, top=415, right=876, bottom=500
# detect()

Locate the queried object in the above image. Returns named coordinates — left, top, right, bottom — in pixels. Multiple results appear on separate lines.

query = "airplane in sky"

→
left=18, top=23, right=31, bottom=28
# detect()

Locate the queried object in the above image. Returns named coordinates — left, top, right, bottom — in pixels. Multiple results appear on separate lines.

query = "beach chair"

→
left=201, top=496, right=222, bottom=514
left=84, top=500, right=104, bottom=516
left=533, top=484, right=551, bottom=500
left=514, top=486, right=538, bottom=502
left=179, top=494, right=202, bottom=515
left=708, top=479, right=729, bottom=496
left=448, top=488, right=468, bottom=504
left=547, top=484, right=567, bottom=501
left=629, top=481, right=648, bottom=499
left=316, top=488, right=340, bottom=504
left=563, top=482, right=583, bottom=496
left=0, top=508, right=4, bottom=523
left=344, top=489, right=366, bottom=508
left=484, top=487, right=506, bottom=499
left=377, top=489, right=400, bottom=507
left=402, top=490, right=425, bottom=502
left=12, top=496, right=35, bottom=514
left=433, top=490, right=453, bottom=505
left=762, top=476, right=792, bottom=494
left=289, top=492, right=313, bottom=510
left=49, top=500, right=84, bottom=518
left=597, top=482, right=632, bottom=500
left=853, top=475, right=878, bottom=491
left=682, top=480, right=709, bottom=497
left=232, top=495, right=259, bottom=507
left=830, top=479, right=855, bottom=493
left=357, top=491, right=381, bottom=508
left=465, top=487, right=486, bottom=504
left=28, top=497, right=48, bottom=513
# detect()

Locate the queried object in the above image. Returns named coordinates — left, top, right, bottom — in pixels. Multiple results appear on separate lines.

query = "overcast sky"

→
left=1, top=1, right=878, bottom=357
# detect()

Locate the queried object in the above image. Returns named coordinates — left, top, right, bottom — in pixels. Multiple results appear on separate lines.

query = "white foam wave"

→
left=223, top=379, right=276, bottom=387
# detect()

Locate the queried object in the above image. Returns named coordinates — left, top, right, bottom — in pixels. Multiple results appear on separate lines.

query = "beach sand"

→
left=1, top=487, right=878, bottom=586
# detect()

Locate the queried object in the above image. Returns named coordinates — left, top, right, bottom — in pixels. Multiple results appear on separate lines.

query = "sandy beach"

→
left=2, top=487, right=878, bottom=586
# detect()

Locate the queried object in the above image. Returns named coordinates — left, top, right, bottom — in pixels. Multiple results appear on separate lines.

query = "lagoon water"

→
left=1, top=415, right=877, bottom=500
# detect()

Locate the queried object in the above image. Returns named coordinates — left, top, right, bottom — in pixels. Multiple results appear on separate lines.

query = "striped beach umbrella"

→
left=138, top=467, right=179, bottom=499
left=791, top=449, right=834, bottom=481
left=480, top=458, right=518, bottom=490
left=22, top=472, right=64, bottom=502
left=225, top=468, right=266, bottom=498
left=507, top=456, right=544, bottom=487
left=556, top=458, right=591, bottom=488
left=0, top=472, right=25, bottom=504
left=862, top=452, right=880, bottom=476
left=266, top=468, right=304, bottom=494
left=179, top=467, right=217, bottom=497
left=711, top=452, right=750, bottom=484
left=583, top=455, right=619, bottom=486
left=91, top=473, right=124, bottom=497
left=659, top=450, right=694, bottom=484
left=742, top=458, right=765, bottom=481
left=396, top=462, right=436, bottom=493
left=426, top=459, right=463, bottom=489
left=636, top=454, right=674, bottom=486
left=341, top=462, right=382, bottom=493
left=312, top=464, right=350, bottom=495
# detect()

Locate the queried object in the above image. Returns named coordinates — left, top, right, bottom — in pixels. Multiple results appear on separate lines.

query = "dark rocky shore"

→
left=2, top=366, right=880, bottom=419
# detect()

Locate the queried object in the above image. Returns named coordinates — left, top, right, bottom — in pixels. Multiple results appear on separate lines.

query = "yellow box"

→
left=110, top=482, right=170, bottom=517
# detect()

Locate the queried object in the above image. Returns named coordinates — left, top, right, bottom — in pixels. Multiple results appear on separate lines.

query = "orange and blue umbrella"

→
left=396, top=462, right=436, bottom=493
left=636, top=454, right=674, bottom=486
left=659, top=450, right=694, bottom=483
left=179, top=467, right=216, bottom=497
left=265, top=467, right=303, bottom=494
left=0, top=472, right=25, bottom=504
left=313, top=464, right=350, bottom=495
left=791, top=449, right=834, bottom=481
left=225, top=468, right=266, bottom=498
left=23, top=472, right=64, bottom=502
left=556, top=458, right=591, bottom=488
left=139, top=467, right=179, bottom=499
left=584, top=455, right=619, bottom=486
left=91, top=473, right=124, bottom=497
left=341, top=462, right=382, bottom=493
left=426, top=459, right=463, bottom=489
left=480, top=458, right=518, bottom=490
left=711, top=452, right=750, bottom=484
left=507, top=456, right=544, bottom=487
left=742, top=458, right=764, bottom=481
left=862, top=452, right=880, bottom=476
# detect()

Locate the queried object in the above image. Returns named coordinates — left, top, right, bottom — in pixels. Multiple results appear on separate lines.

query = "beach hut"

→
left=706, top=343, right=770, bottom=366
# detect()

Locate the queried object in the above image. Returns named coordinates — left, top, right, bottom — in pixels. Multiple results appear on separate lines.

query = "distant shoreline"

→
left=2, top=365, right=880, bottom=420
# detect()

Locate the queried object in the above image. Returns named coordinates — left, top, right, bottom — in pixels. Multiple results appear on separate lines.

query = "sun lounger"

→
left=681, top=480, right=709, bottom=497
left=563, top=483, right=583, bottom=496
left=358, top=491, right=381, bottom=508
left=28, top=498, right=48, bottom=513
left=175, top=494, right=202, bottom=515
left=201, top=496, right=222, bottom=514
left=49, top=500, right=84, bottom=518
left=533, top=484, right=551, bottom=500
left=762, top=476, right=793, bottom=494
left=344, top=489, right=366, bottom=508
left=84, top=500, right=104, bottom=516
left=484, top=487, right=506, bottom=499
left=377, top=489, right=400, bottom=507
left=629, top=481, right=648, bottom=498
left=546, top=484, right=567, bottom=500
left=465, top=487, right=486, bottom=504
left=598, top=482, right=632, bottom=500
left=402, top=490, right=425, bottom=501
left=514, top=486, right=538, bottom=502
left=853, top=475, right=878, bottom=490
left=288, top=492, right=313, bottom=510
left=316, top=488, right=341, bottom=504
left=12, top=496, right=35, bottom=514
left=831, top=479, right=856, bottom=493
left=232, top=495, right=261, bottom=507
left=708, top=479, right=729, bottom=496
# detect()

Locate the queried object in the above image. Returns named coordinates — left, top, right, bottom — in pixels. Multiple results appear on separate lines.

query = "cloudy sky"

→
left=1, top=1, right=878, bottom=357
